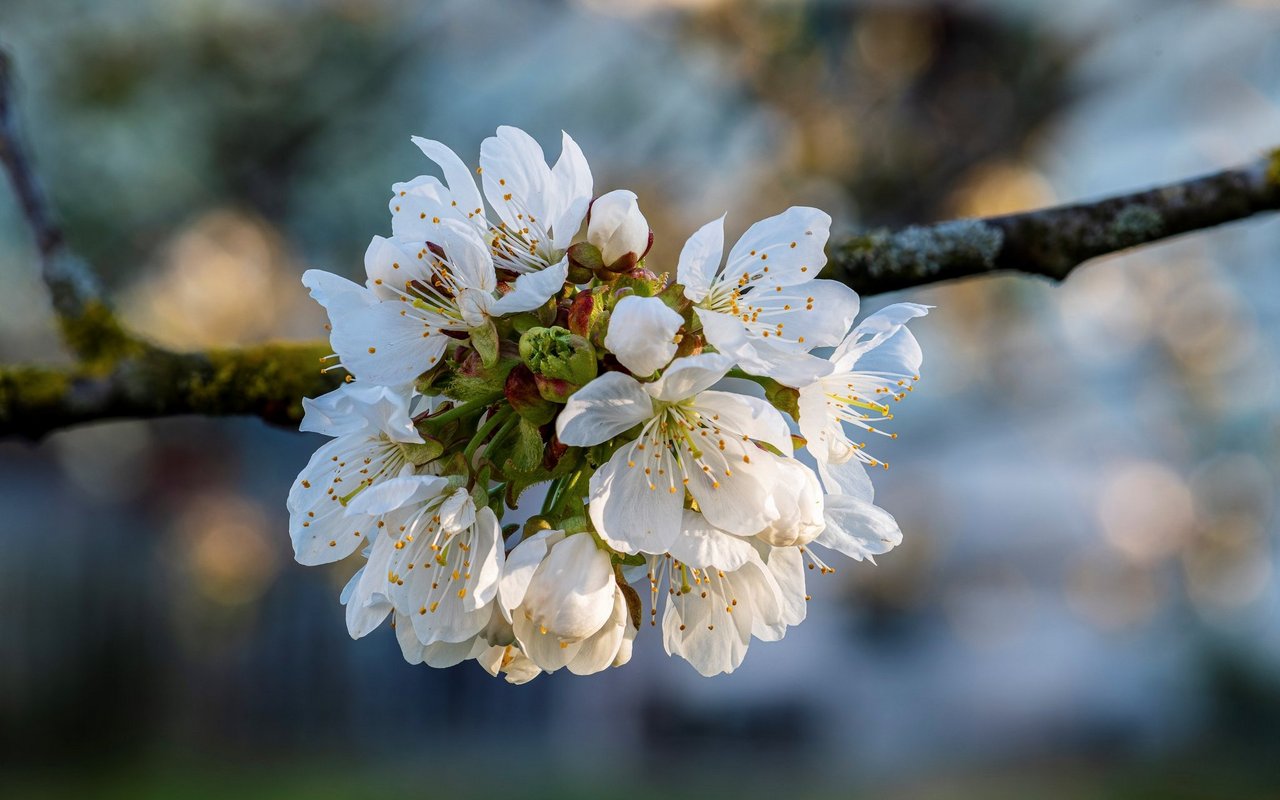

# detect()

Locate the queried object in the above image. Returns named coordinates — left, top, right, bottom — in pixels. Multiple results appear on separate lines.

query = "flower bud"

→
left=587, top=190, right=652, bottom=272
left=504, top=363, right=557, bottom=425
left=519, top=326, right=598, bottom=399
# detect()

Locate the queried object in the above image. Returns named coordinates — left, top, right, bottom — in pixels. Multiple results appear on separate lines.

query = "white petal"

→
left=588, top=447, right=683, bottom=554
left=287, top=438, right=389, bottom=565
left=752, top=279, right=860, bottom=350
left=555, top=371, right=653, bottom=447
left=588, top=189, right=649, bottom=266
left=684, top=437, right=779, bottom=537
left=513, top=612, right=580, bottom=673
left=754, top=545, right=803, bottom=639
left=432, top=218, right=496, bottom=295
left=412, top=635, right=483, bottom=668
left=521, top=533, right=616, bottom=641
left=676, top=215, right=725, bottom=303
left=498, top=528, right=562, bottom=617
left=344, top=536, right=396, bottom=638
left=480, top=126, right=553, bottom=230
left=605, top=296, right=683, bottom=376
left=754, top=459, right=826, bottom=548
left=486, top=257, right=568, bottom=317
left=410, top=135, right=486, bottom=232
left=389, top=175, right=462, bottom=240
left=818, top=494, right=903, bottom=561
left=302, top=269, right=375, bottom=320
left=566, top=586, right=628, bottom=676
left=722, top=206, right=830, bottom=289
left=301, top=383, right=423, bottom=444
left=548, top=131, right=593, bottom=247
left=645, top=353, right=735, bottom=402
left=329, top=299, right=450, bottom=386
left=697, top=308, right=833, bottom=388
left=363, top=236, right=431, bottom=301
left=832, top=302, right=931, bottom=371
left=691, top=390, right=793, bottom=454
left=669, top=511, right=756, bottom=571
left=343, top=474, right=448, bottom=516
left=437, top=487, right=477, bottom=533
left=469, top=507, right=505, bottom=608
left=817, top=458, right=875, bottom=501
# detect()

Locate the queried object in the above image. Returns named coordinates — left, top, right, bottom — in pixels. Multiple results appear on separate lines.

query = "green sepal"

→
left=470, top=320, right=500, bottom=367
left=396, top=437, right=444, bottom=466
left=512, top=418, right=545, bottom=472
left=764, top=379, right=801, bottom=421
left=615, top=552, right=647, bottom=568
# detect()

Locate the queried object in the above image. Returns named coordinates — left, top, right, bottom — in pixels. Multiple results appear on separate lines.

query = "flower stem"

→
left=463, top=406, right=513, bottom=463
left=420, top=393, right=500, bottom=427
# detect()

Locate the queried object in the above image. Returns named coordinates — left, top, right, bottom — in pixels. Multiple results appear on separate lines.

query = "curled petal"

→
left=605, top=296, right=683, bottom=376
left=555, top=371, right=653, bottom=447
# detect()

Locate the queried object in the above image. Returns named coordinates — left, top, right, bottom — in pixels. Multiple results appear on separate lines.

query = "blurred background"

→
left=2, top=0, right=1279, bottom=797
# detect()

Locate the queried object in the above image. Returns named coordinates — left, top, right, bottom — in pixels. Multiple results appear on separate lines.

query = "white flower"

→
left=340, top=475, right=504, bottom=649
left=754, top=458, right=826, bottom=548
left=500, top=530, right=632, bottom=675
left=555, top=353, right=796, bottom=554
left=604, top=295, right=683, bottom=376
left=677, top=207, right=860, bottom=387
left=303, top=217, right=566, bottom=386
left=588, top=189, right=651, bottom=269
left=648, top=513, right=806, bottom=676
left=287, top=384, right=423, bottom=566
left=391, top=126, right=592, bottom=276
left=797, top=302, right=929, bottom=493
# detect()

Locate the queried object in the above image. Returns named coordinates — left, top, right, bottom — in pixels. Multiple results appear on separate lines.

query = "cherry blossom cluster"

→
left=290, top=126, right=928, bottom=680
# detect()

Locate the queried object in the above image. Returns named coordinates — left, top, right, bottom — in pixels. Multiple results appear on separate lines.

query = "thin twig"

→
left=0, top=50, right=103, bottom=323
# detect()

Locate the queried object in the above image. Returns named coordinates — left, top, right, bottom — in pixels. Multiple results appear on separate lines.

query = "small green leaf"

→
left=513, top=417, right=545, bottom=472
left=470, top=320, right=500, bottom=367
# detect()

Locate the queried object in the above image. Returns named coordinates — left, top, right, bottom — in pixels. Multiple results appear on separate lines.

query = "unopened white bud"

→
left=587, top=189, right=651, bottom=269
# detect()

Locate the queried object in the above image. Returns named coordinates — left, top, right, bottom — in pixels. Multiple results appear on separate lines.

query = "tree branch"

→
left=827, top=152, right=1280, bottom=295
left=0, top=343, right=340, bottom=440
left=2, top=48, right=1279, bottom=439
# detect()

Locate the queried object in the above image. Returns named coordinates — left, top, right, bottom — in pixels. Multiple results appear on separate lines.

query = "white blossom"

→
left=287, top=384, right=423, bottom=566
left=678, top=207, right=859, bottom=387
left=391, top=126, right=592, bottom=276
left=501, top=530, right=632, bottom=675
left=556, top=353, right=796, bottom=554
left=797, top=302, right=929, bottom=492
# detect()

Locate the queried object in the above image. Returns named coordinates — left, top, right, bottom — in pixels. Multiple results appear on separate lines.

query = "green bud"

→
left=518, top=326, right=598, bottom=393
left=523, top=516, right=553, bottom=538
left=567, top=288, right=609, bottom=348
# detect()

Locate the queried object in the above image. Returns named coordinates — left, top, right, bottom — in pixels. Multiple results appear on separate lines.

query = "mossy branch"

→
left=2, top=47, right=1279, bottom=439
left=827, top=150, right=1280, bottom=295
left=0, top=343, right=342, bottom=440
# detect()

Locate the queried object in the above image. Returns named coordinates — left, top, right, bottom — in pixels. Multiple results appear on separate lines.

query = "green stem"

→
left=553, top=467, right=588, bottom=518
left=484, top=413, right=521, bottom=463
left=541, top=477, right=564, bottom=516
left=463, top=407, right=513, bottom=463
left=421, top=393, right=500, bottom=427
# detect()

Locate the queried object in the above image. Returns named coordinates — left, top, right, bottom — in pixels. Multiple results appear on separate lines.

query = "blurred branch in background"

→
left=828, top=154, right=1280, bottom=295
left=1, top=46, right=1278, bottom=440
